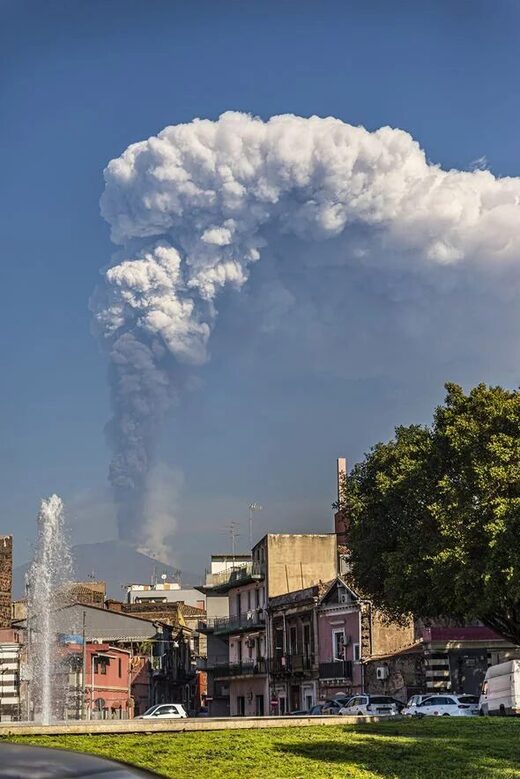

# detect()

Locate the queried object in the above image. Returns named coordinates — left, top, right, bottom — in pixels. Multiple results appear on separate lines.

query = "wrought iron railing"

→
left=203, top=562, right=264, bottom=587
left=270, top=654, right=315, bottom=675
left=319, top=660, right=353, bottom=679
left=211, top=658, right=267, bottom=677
left=201, top=609, right=266, bottom=634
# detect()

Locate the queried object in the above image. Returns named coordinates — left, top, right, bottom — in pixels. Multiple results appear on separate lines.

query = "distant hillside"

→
left=13, top=539, right=200, bottom=599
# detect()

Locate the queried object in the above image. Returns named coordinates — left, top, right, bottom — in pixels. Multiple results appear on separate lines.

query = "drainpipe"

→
left=81, top=611, right=86, bottom=720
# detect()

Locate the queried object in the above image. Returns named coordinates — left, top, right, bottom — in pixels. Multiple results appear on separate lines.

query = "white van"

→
left=479, top=660, right=520, bottom=716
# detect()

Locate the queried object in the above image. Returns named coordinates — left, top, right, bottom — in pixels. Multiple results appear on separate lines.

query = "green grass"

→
left=3, top=719, right=520, bottom=778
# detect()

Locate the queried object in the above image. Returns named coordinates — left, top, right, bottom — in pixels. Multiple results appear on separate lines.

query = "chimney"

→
left=336, top=458, right=347, bottom=508
left=334, top=458, right=348, bottom=549
left=0, top=536, right=13, bottom=629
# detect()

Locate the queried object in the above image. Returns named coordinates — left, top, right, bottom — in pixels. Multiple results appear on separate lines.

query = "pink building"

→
left=65, top=642, right=132, bottom=719
left=318, top=578, right=363, bottom=700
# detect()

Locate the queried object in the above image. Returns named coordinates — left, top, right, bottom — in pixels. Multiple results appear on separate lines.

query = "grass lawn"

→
left=3, top=719, right=520, bottom=778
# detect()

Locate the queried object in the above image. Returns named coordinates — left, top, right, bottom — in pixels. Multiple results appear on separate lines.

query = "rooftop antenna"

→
left=248, top=503, right=263, bottom=549
left=225, top=522, right=240, bottom=567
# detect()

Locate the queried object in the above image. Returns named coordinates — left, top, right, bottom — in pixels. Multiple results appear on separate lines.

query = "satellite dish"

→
left=161, top=573, right=167, bottom=581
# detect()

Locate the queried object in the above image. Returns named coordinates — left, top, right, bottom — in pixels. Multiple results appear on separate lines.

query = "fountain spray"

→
left=27, top=495, right=73, bottom=723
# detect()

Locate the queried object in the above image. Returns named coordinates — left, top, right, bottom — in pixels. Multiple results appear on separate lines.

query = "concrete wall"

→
left=229, top=677, right=268, bottom=716
left=206, top=594, right=229, bottom=620
left=370, top=611, right=415, bottom=657
left=228, top=581, right=265, bottom=617
left=229, top=632, right=266, bottom=665
left=266, top=535, right=338, bottom=598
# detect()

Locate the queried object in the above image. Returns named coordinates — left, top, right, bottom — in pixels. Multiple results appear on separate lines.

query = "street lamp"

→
left=249, top=503, right=263, bottom=550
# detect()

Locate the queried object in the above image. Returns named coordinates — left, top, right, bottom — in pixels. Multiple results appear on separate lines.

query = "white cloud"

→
left=93, top=112, right=520, bottom=549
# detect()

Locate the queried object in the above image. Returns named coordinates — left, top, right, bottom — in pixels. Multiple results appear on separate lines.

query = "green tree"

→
left=345, top=383, right=520, bottom=645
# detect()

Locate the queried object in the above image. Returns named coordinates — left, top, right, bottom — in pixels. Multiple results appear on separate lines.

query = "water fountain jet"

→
left=26, top=495, right=73, bottom=723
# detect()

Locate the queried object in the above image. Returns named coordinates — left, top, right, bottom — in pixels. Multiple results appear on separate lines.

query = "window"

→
left=255, top=588, right=260, bottom=609
left=353, top=643, right=360, bottom=662
left=94, top=657, right=108, bottom=675
left=275, top=628, right=284, bottom=656
left=247, top=590, right=251, bottom=610
left=333, top=629, right=345, bottom=660
left=290, top=626, right=297, bottom=654
left=303, top=623, right=311, bottom=657
left=118, top=658, right=122, bottom=678
left=236, top=593, right=241, bottom=615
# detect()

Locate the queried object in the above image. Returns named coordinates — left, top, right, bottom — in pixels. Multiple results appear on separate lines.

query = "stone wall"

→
left=0, top=536, right=13, bottom=629
left=364, top=650, right=426, bottom=702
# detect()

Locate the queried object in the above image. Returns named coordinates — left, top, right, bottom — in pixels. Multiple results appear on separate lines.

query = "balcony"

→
left=201, top=562, right=265, bottom=591
left=319, top=661, right=353, bottom=680
left=200, top=609, right=266, bottom=635
left=210, top=658, right=268, bottom=678
left=270, top=654, right=315, bottom=676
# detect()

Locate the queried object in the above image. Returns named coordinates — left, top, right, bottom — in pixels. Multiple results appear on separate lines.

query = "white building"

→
left=0, top=629, right=22, bottom=721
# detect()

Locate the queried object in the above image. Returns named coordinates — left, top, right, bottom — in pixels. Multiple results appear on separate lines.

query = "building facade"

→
left=0, top=628, right=21, bottom=721
left=269, top=585, right=321, bottom=714
left=0, top=537, right=13, bottom=629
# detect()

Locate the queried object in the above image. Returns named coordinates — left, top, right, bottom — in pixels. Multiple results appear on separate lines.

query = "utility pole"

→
left=81, top=611, right=87, bottom=720
left=248, top=503, right=263, bottom=550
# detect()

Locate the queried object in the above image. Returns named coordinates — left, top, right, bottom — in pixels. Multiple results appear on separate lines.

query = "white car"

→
left=402, top=694, right=439, bottom=716
left=412, top=694, right=479, bottom=717
left=136, top=703, right=188, bottom=719
left=339, top=694, right=401, bottom=716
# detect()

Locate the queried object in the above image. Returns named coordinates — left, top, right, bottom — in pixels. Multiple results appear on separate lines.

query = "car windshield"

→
left=143, top=706, right=158, bottom=715
left=370, top=697, right=393, bottom=704
left=458, top=695, right=479, bottom=704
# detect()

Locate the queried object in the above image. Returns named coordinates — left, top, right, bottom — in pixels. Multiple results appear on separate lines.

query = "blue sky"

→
left=1, top=0, right=520, bottom=574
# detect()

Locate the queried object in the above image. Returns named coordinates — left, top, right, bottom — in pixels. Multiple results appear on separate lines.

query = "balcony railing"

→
left=203, top=562, right=264, bottom=588
left=201, top=609, right=266, bottom=635
left=319, top=661, right=353, bottom=680
left=210, top=658, right=268, bottom=678
left=270, top=654, right=315, bottom=676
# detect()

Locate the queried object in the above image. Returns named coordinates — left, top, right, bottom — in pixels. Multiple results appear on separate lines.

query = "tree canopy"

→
left=345, top=383, right=520, bottom=645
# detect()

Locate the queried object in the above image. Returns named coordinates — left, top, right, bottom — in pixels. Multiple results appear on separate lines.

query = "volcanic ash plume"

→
left=92, top=111, right=520, bottom=554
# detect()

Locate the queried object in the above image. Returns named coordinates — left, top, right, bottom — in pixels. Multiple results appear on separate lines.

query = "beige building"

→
left=212, top=533, right=338, bottom=717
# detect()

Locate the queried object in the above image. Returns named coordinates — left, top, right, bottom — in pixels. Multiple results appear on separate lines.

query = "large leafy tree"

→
left=345, top=383, right=520, bottom=645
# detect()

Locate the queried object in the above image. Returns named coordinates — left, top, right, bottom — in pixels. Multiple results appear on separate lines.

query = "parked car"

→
left=308, top=703, right=326, bottom=715
left=412, top=694, right=479, bottom=717
left=479, top=660, right=520, bottom=716
left=340, top=695, right=402, bottom=716
left=402, top=694, right=439, bottom=716
left=136, top=703, right=188, bottom=719
left=322, top=696, right=352, bottom=714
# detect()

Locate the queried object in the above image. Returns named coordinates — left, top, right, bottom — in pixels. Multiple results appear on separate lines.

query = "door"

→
left=290, top=685, right=300, bottom=713
left=448, top=650, right=488, bottom=696
left=255, top=694, right=264, bottom=716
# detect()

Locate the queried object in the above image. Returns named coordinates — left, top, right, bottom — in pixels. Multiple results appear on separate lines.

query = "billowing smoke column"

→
left=93, top=111, right=520, bottom=555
